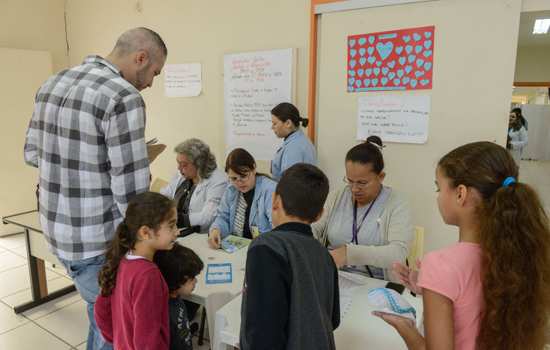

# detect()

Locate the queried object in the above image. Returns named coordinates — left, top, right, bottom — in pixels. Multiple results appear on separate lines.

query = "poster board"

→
left=224, top=48, right=295, bottom=160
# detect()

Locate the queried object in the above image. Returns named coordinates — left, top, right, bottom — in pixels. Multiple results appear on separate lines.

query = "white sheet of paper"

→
left=164, top=63, right=202, bottom=97
left=224, top=48, right=293, bottom=160
left=357, top=93, right=431, bottom=144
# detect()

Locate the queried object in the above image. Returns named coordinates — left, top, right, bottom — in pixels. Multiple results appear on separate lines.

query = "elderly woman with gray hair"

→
left=161, top=138, right=228, bottom=234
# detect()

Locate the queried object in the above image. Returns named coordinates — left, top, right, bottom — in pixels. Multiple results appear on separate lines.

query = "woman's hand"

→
left=208, top=229, right=221, bottom=249
left=329, top=245, right=348, bottom=268
left=392, top=260, right=422, bottom=295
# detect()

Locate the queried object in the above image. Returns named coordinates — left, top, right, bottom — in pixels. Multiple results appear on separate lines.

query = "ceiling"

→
left=518, top=10, right=550, bottom=47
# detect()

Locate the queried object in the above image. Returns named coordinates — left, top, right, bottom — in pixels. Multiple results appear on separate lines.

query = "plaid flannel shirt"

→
left=24, top=55, right=151, bottom=261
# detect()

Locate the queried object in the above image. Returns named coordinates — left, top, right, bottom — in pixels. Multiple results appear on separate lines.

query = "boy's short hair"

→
left=154, top=243, right=204, bottom=292
left=275, top=163, right=329, bottom=223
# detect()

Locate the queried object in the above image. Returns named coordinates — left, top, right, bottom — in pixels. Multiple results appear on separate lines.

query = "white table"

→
left=177, top=233, right=248, bottom=346
left=214, top=274, right=423, bottom=350
left=2, top=210, right=76, bottom=313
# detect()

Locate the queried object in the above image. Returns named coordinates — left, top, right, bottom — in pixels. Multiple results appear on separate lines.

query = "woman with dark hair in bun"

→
left=270, top=102, right=317, bottom=181
left=312, top=137, right=413, bottom=281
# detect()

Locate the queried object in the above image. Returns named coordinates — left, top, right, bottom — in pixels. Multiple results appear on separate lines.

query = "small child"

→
left=94, top=192, right=178, bottom=350
left=154, top=242, right=204, bottom=350
left=380, top=141, right=550, bottom=350
left=240, top=163, right=340, bottom=350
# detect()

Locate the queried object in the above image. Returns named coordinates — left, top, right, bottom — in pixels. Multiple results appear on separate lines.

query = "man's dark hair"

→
left=154, top=242, right=203, bottom=292
left=275, top=163, right=329, bottom=223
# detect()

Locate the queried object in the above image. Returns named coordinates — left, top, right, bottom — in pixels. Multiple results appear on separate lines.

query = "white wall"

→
left=515, top=46, right=550, bottom=82
left=0, top=0, right=68, bottom=72
left=65, top=0, right=310, bottom=178
left=316, top=0, right=521, bottom=252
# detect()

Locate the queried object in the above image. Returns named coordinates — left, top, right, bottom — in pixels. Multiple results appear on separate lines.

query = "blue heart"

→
left=403, top=77, right=410, bottom=84
left=416, top=58, right=424, bottom=68
left=349, top=77, right=355, bottom=85
left=357, top=69, right=364, bottom=77
left=381, top=77, right=388, bottom=86
left=420, top=79, right=429, bottom=86
left=376, top=41, right=394, bottom=60
left=367, top=46, right=375, bottom=56
left=387, top=60, right=396, bottom=69
left=413, top=33, right=421, bottom=41
left=424, top=31, right=432, bottom=39
left=358, top=37, right=367, bottom=46
left=349, top=70, right=356, bottom=76
left=349, top=39, right=356, bottom=47
left=410, top=79, right=418, bottom=88
left=376, top=61, right=382, bottom=67
left=373, top=67, right=380, bottom=76
left=405, top=45, right=413, bottom=54
left=355, top=80, right=362, bottom=88
left=424, top=40, right=432, bottom=49
left=382, top=67, right=389, bottom=75
left=415, top=45, right=423, bottom=54
left=393, top=78, right=401, bottom=85
left=408, top=54, right=416, bottom=63
left=414, top=70, right=425, bottom=78
left=388, top=72, right=396, bottom=80
left=350, top=60, right=357, bottom=68
left=368, top=36, right=375, bottom=44
left=405, top=65, right=413, bottom=74
left=363, top=79, right=371, bottom=87
left=372, top=78, right=379, bottom=86
left=395, top=46, right=403, bottom=55
left=360, top=57, right=367, bottom=66
left=365, top=68, right=372, bottom=76
left=398, top=57, right=406, bottom=66
left=397, top=69, right=404, bottom=78
left=424, top=62, right=432, bottom=71
left=367, top=56, right=376, bottom=64
left=403, top=35, right=411, bottom=43
left=423, top=50, right=432, bottom=58
left=350, top=49, right=357, bottom=57
left=359, top=48, right=367, bottom=57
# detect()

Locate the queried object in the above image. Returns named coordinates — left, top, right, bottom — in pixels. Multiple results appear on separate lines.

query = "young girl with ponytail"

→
left=378, top=141, right=550, bottom=350
left=94, top=192, right=178, bottom=350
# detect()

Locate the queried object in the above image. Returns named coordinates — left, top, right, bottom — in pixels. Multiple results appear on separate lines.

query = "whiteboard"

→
left=224, top=48, right=294, bottom=160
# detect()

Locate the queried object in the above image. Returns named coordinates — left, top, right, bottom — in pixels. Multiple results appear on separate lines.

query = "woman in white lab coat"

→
left=507, top=110, right=528, bottom=164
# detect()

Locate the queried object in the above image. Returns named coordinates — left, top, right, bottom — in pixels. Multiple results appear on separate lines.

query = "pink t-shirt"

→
left=417, top=242, right=483, bottom=350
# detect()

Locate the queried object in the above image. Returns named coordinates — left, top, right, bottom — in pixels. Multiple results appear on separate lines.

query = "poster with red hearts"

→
left=347, top=25, right=435, bottom=92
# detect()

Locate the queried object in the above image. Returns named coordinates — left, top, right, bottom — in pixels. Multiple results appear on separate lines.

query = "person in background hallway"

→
left=507, top=109, right=528, bottom=164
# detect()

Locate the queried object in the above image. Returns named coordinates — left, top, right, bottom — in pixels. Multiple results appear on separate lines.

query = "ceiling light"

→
left=533, top=19, right=550, bottom=34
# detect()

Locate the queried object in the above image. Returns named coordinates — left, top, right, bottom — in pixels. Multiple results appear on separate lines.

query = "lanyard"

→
left=351, top=188, right=381, bottom=245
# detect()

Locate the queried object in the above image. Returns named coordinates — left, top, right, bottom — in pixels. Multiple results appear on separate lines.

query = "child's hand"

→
left=208, top=229, right=221, bottom=249
left=329, top=245, right=347, bottom=268
left=392, top=260, right=422, bottom=295
left=372, top=311, right=415, bottom=329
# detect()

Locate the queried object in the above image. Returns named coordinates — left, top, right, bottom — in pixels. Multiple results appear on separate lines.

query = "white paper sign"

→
left=224, top=49, right=293, bottom=160
left=164, top=63, right=202, bottom=97
left=357, top=94, right=430, bottom=144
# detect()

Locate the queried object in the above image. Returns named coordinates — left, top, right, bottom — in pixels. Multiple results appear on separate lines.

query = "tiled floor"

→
left=0, top=233, right=211, bottom=349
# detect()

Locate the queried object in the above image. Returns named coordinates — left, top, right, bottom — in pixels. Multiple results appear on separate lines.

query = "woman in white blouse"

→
left=161, top=138, right=228, bottom=234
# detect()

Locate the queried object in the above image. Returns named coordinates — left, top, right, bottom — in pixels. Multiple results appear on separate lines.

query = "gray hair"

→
left=113, top=27, right=167, bottom=61
left=174, top=139, right=217, bottom=179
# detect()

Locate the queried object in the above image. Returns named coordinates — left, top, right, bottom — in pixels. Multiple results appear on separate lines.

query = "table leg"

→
left=25, top=228, right=48, bottom=299
left=198, top=307, right=207, bottom=346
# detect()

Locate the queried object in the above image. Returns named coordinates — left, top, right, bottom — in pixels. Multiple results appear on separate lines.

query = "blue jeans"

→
left=58, top=255, right=113, bottom=350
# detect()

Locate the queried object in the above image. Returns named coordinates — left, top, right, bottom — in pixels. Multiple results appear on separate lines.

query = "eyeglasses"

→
left=343, top=176, right=370, bottom=189
left=229, top=172, right=251, bottom=184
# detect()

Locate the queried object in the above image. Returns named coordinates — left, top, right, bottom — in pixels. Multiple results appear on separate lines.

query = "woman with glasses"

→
left=208, top=148, right=277, bottom=249
left=270, top=102, right=317, bottom=181
left=161, top=139, right=228, bottom=234
left=312, top=138, right=413, bottom=280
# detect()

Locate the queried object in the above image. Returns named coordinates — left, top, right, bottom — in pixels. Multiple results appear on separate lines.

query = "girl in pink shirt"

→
left=376, top=141, right=550, bottom=350
left=94, top=192, right=179, bottom=350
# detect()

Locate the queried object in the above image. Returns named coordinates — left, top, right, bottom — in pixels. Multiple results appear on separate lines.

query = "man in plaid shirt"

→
left=24, top=27, right=167, bottom=350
